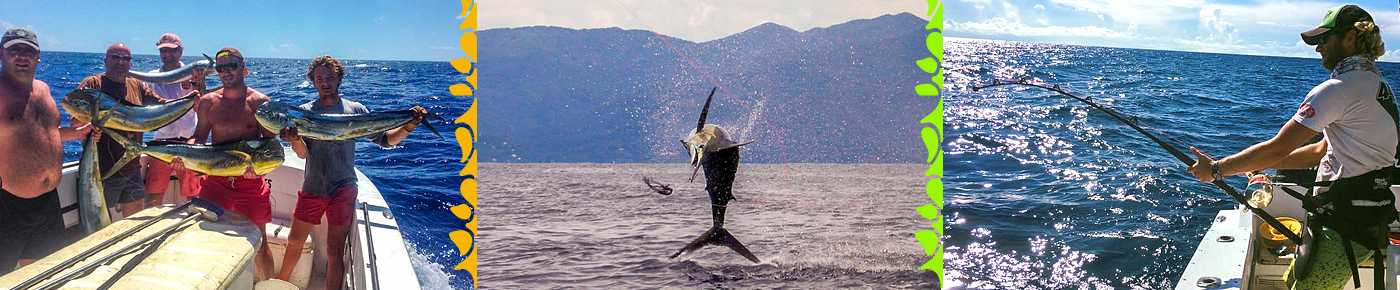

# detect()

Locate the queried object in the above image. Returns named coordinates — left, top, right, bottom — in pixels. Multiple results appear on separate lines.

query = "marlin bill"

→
left=254, top=100, right=447, bottom=140
left=100, top=127, right=284, bottom=178
left=61, top=89, right=196, bottom=132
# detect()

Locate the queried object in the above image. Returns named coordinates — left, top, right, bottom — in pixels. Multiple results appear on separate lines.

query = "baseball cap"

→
left=1301, top=5, right=1373, bottom=45
left=216, top=47, right=249, bottom=76
left=156, top=33, right=181, bottom=49
left=216, top=47, right=243, bottom=61
left=2, top=28, right=39, bottom=50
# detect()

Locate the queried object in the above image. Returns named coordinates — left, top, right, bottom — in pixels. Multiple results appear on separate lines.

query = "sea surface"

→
left=941, top=38, right=1400, bottom=289
left=478, top=163, right=936, bottom=289
left=34, top=51, right=473, bottom=289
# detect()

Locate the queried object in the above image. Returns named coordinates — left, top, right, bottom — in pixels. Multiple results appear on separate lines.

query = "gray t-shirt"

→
left=300, top=99, right=391, bottom=197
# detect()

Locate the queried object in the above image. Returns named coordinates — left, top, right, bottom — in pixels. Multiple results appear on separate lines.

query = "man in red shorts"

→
left=276, top=55, right=425, bottom=290
left=141, top=33, right=205, bottom=208
left=178, top=47, right=276, bottom=280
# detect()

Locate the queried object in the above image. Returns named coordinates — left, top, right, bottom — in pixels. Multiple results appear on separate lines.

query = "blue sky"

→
left=0, top=1, right=929, bottom=62
left=0, top=1, right=466, bottom=61
left=944, top=0, right=1400, bottom=61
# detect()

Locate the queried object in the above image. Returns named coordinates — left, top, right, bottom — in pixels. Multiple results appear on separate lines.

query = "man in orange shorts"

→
left=140, top=33, right=205, bottom=207
left=178, top=47, right=277, bottom=280
left=276, top=55, right=425, bottom=290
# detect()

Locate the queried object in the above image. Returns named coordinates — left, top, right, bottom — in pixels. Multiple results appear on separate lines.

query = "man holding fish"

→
left=272, top=55, right=426, bottom=290
left=68, top=43, right=184, bottom=219
left=172, top=46, right=279, bottom=280
left=0, top=28, right=100, bottom=275
left=140, top=33, right=206, bottom=208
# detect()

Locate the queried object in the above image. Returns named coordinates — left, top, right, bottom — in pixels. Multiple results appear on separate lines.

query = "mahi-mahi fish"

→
left=127, top=54, right=215, bottom=85
left=77, top=106, right=112, bottom=235
left=101, top=127, right=285, bottom=178
left=253, top=101, right=447, bottom=141
left=61, top=89, right=197, bottom=132
left=667, top=87, right=760, bottom=263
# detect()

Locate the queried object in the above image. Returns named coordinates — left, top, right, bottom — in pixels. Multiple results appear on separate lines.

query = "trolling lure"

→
left=643, top=176, right=673, bottom=195
left=973, top=79, right=1304, bottom=245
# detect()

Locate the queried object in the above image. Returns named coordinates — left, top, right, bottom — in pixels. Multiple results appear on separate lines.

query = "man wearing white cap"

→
left=141, top=33, right=206, bottom=209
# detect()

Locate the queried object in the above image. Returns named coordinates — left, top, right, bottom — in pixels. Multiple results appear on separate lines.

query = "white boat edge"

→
left=1177, top=182, right=1400, bottom=290
left=47, top=145, right=424, bottom=290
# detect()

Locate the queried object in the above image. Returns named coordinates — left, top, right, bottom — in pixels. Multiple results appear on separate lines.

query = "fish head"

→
left=682, top=124, right=741, bottom=166
left=61, top=89, right=114, bottom=122
left=247, top=139, right=286, bottom=175
left=253, top=101, right=295, bottom=133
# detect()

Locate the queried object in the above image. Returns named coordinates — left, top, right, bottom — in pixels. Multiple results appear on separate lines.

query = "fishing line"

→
left=973, top=78, right=1304, bottom=244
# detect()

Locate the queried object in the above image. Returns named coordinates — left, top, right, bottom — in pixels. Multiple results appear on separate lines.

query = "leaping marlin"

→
left=668, top=87, right=759, bottom=263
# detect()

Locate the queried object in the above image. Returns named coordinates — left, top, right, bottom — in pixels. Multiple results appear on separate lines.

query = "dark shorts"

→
left=0, top=188, right=67, bottom=275
left=102, top=170, right=146, bottom=205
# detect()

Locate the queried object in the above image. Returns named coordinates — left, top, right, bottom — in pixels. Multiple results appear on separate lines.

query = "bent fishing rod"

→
left=972, top=79, right=1304, bottom=245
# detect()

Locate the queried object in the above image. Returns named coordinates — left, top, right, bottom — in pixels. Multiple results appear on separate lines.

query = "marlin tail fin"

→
left=669, top=226, right=761, bottom=263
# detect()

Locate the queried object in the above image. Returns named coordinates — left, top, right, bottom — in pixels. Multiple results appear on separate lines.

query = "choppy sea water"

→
left=941, top=38, right=1400, bottom=289
left=35, top=51, right=473, bottom=289
left=479, top=163, right=936, bottom=289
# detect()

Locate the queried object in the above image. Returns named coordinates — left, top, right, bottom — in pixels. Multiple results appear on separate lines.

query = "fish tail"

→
left=100, top=127, right=144, bottom=179
left=669, top=226, right=761, bottom=263
left=419, top=112, right=446, bottom=140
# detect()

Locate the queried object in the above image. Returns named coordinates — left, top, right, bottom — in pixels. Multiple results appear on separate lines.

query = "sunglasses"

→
left=106, top=54, right=132, bottom=61
left=3, top=46, right=38, bottom=58
left=215, top=62, right=241, bottom=73
left=158, top=48, right=179, bottom=53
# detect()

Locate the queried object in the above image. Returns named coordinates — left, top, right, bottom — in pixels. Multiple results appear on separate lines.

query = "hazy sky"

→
left=944, top=0, right=1400, bottom=61
left=479, top=0, right=928, bottom=42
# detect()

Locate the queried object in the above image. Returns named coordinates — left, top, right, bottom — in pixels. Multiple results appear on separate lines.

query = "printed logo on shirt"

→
left=1298, top=103, right=1316, bottom=118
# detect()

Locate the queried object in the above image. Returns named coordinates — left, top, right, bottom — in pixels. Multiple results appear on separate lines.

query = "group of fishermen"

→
left=0, top=28, right=427, bottom=289
left=1185, top=4, right=1400, bottom=290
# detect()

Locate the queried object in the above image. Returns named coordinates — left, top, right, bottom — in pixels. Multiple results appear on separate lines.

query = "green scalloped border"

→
left=915, top=0, right=945, bottom=286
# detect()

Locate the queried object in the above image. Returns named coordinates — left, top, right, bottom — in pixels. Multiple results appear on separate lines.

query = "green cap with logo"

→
left=1301, top=4, right=1373, bottom=45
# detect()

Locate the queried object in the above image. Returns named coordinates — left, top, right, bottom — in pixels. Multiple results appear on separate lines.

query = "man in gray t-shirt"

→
left=275, top=55, right=425, bottom=290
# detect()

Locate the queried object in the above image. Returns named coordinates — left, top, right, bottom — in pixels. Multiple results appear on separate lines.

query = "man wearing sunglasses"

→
left=0, top=28, right=97, bottom=275
left=69, top=43, right=173, bottom=220
left=181, top=46, right=277, bottom=280
left=140, top=33, right=206, bottom=210
left=1188, top=5, right=1399, bottom=289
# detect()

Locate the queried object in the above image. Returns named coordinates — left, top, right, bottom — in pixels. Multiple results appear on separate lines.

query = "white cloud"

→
left=950, top=18, right=1133, bottom=39
left=1035, top=4, right=1046, bottom=10
left=1197, top=6, right=1237, bottom=44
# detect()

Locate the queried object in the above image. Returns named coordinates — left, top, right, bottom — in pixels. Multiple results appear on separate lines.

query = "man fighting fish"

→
left=664, top=87, right=759, bottom=263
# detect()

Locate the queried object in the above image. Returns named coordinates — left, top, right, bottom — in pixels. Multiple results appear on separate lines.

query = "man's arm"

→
left=1189, top=120, right=1320, bottom=182
left=281, top=127, right=309, bottom=159
left=1270, top=141, right=1328, bottom=170
left=379, top=106, right=426, bottom=146
left=57, top=117, right=93, bottom=141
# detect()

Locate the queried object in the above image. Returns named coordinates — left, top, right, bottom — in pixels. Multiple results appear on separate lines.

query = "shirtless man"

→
left=179, top=47, right=276, bottom=279
left=0, top=28, right=95, bottom=274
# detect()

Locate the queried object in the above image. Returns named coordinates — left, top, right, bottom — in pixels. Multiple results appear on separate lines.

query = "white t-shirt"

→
left=1291, top=69, right=1399, bottom=181
left=143, top=63, right=199, bottom=140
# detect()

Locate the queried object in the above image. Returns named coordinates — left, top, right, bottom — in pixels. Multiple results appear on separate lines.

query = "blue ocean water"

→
left=942, top=38, right=1400, bottom=289
left=32, top=51, right=473, bottom=289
